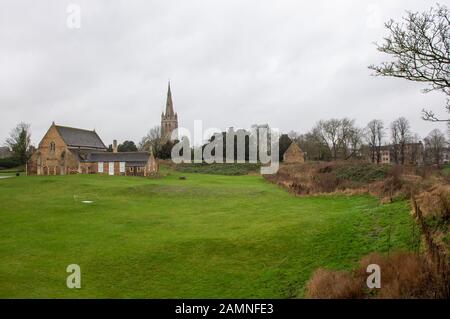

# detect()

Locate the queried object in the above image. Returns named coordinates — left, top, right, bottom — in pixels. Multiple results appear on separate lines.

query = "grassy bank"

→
left=176, top=163, right=261, bottom=175
left=0, top=170, right=415, bottom=298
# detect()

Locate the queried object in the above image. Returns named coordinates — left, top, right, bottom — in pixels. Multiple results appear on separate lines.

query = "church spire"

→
left=161, top=81, right=178, bottom=141
left=165, top=81, right=174, bottom=117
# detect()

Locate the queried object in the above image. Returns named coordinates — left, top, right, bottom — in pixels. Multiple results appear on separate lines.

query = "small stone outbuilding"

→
left=283, top=142, right=305, bottom=164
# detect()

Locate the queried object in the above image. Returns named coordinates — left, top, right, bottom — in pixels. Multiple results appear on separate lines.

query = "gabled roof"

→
left=77, top=151, right=152, bottom=163
left=55, top=125, right=107, bottom=150
left=285, top=142, right=304, bottom=154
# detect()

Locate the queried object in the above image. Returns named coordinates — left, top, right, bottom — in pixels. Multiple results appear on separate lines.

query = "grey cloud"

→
left=0, top=0, right=448, bottom=147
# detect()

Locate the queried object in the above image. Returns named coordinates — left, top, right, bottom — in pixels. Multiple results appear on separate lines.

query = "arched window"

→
left=60, top=150, right=66, bottom=166
left=50, top=141, right=56, bottom=152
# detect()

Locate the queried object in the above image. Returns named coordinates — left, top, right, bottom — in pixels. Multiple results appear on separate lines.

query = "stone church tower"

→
left=161, top=82, right=178, bottom=141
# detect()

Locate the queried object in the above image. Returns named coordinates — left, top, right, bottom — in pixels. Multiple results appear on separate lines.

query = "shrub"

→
left=417, top=185, right=450, bottom=220
left=305, top=268, right=364, bottom=299
left=334, top=163, right=388, bottom=183
left=379, top=165, right=404, bottom=198
left=414, top=166, right=436, bottom=179
left=305, top=252, right=443, bottom=299
left=290, top=181, right=311, bottom=195
left=314, top=172, right=339, bottom=193
left=358, top=252, right=438, bottom=299
left=0, top=157, right=21, bottom=169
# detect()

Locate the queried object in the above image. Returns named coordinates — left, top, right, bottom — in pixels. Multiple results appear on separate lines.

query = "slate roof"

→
left=79, top=151, right=152, bottom=163
left=55, top=125, right=107, bottom=150
left=285, top=142, right=304, bottom=154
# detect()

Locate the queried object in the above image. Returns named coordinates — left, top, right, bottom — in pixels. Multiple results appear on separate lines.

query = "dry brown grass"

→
left=266, top=161, right=367, bottom=195
left=305, top=252, right=443, bottom=299
left=269, top=162, right=449, bottom=204
left=358, top=252, right=438, bottom=299
left=305, top=268, right=365, bottom=299
left=367, top=167, right=447, bottom=202
left=266, top=162, right=418, bottom=198
left=416, top=184, right=450, bottom=220
left=270, top=161, right=449, bottom=298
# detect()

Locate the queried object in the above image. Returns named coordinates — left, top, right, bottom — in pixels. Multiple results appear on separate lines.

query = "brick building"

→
left=27, top=123, right=158, bottom=176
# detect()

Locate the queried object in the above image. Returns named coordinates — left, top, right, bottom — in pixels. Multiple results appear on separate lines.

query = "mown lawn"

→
left=0, top=169, right=416, bottom=298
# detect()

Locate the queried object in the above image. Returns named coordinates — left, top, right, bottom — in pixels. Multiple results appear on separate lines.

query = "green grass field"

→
left=0, top=168, right=416, bottom=298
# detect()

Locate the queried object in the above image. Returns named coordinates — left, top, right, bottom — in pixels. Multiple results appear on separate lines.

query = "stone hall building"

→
left=27, top=123, right=158, bottom=176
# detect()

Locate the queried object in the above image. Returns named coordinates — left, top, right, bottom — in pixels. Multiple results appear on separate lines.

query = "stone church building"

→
left=27, top=123, right=158, bottom=176
left=161, top=82, right=178, bottom=141
left=26, top=83, right=185, bottom=176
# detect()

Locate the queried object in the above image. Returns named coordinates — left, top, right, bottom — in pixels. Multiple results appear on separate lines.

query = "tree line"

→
left=2, top=119, right=447, bottom=169
left=138, top=120, right=449, bottom=166
left=288, top=117, right=448, bottom=166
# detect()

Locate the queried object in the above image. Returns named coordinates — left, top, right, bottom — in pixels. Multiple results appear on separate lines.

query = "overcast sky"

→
left=1, top=0, right=448, bottom=146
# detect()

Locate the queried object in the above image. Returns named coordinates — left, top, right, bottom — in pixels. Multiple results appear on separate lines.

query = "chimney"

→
left=113, top=140, right=118, bottom=153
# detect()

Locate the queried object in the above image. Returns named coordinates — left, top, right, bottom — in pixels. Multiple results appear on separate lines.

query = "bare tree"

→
left=316, top=119, right=341, bottom=160
left=366, top=121, right=378, bottom=163
left=139, top=125, right=162, bottom=154
left=5, top=122, right=32, bottom=165
left=409, top=133, right=422, bottom=165
left=424, top=129, right=447, bottom=166
left=390, top=123, right=400, bottom=164
left=287, top=130, right=300, bottom=143
left=376, top=120, right=385, bottom=163
left=313, top=118, right=362, bottom=160
left=339, top=118, right=362, bottom=160
left=369, top=4, right=450, bottom=123
left=390, top=117, right=411, bottom=164
left=297, top=131, right=331, bottom=161
left=366, top=119, right=385, bottom=163
left=345, top=127, right=363, bottom=160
